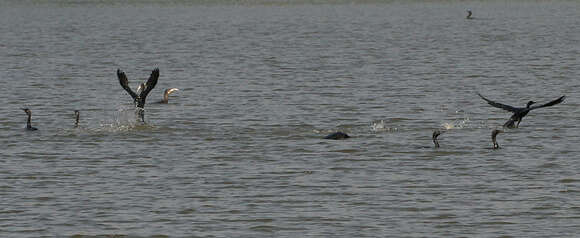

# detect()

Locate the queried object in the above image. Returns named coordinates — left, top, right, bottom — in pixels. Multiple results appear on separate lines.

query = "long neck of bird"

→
left=163, top=92, right=169, bottom=103
left=26, top=113, right=32, bottom=128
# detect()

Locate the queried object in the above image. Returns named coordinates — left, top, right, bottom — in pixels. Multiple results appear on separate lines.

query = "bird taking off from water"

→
left=477, top=93, right=565, bottom=128
left=117, top=68, right=159, bottom=123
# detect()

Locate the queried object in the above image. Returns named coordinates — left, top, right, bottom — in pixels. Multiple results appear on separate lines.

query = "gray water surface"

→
left=1, top=0, right=580, bottom=237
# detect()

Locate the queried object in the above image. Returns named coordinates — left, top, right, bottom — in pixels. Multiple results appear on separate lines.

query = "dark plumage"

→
left=117, top=68, right=159, bottom=122
left=21, top=108, right=38, bottom=131
left=324, top=132, right=350, bottom=140
left=477, top=93, right=565, bottom=128
left=74, top=110, right=80, bottom=128
left=432, top=129, right=443, bottom=148
left=491, top=129, right=503, bottom=149
left=466, top=10, right=473, bottom=19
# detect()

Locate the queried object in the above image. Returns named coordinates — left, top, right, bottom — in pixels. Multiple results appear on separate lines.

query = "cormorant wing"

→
left=139, top=68, right=159, bottom=102
left=477, top=93, right=519, bottom=112
left=529, top=95, right=566, bottom=110
left=117, top=69, right=138, bottom=101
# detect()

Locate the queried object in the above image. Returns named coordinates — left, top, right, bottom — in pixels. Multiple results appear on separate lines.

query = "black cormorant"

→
left=466, top=9, right=473, bottom=19
left=477, top=93, right=565, bottom=128
left=324, top=132, right=350, bottom=140
left=74, top=110, right=80, bottom=128
left=432, top=129, right=443, bottom=148
left=491, top=129, right=503, bottom=149
left=21, top=108, right=38, bottom=131
left=117, top=68, right=159, bottom=122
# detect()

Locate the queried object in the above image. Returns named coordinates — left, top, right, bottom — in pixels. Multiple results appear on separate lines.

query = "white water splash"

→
left=370, top=120, right=397, bottom=132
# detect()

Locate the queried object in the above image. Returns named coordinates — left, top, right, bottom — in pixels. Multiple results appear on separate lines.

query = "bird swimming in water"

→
left=21, top=108, right=38, bottom=131
left=137, top=84, right=179, bottom=104
left=159, top=88, right=180, bottom=104
left=324, top=131, right=350, bottom=140
left=491, top=129, right=503, bottom=149
left=466, top=9, right=473, bottom=19
left=117, top=68, right=159, bottom=123
left=477, top=93, right=565, bottom=128
left=432, top=129, right=444, bottom=148
left=74, top=110, right=80, bottom=128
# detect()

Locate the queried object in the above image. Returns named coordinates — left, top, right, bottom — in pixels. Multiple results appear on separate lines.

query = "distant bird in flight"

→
left=477, top=93, right=565, bottom=128
left=117, top=68, right=159, bottom=123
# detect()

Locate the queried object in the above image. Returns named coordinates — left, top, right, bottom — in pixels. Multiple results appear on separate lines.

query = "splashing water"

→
left=441, top=116, right=470, bottom=130
left=370, top=120, right=397, bottom=132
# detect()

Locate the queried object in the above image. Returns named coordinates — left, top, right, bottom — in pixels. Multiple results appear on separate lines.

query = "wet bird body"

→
left=432, top=129, right=443, bottom=148
left=324, top=132, right=350, bottom=140
left=74, top=110, right=80, bottom=128
left=117, top=68, right=159, bottom=122
left=21, top=108, right=38, bottom=131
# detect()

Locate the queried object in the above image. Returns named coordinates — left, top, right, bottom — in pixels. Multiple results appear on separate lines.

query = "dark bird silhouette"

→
left=432, top=129, right=443, bottom=148
left=466, top=9, right=473, bottom=19
left=74, top=110, right=80, bottom=128
left=21, top=108, right=38, bottom=131
left=491, top=129, right=503, bottom=149
left=324, top=131, right=350, bottom=140
left=117, top=68, right=159, bottom=122
left=477, top=93, right=565, bottom=128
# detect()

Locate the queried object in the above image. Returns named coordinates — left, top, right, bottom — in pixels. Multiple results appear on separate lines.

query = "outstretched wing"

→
left=477, top=93, right=519, bottom=112
left=117, top=69, right=138, bottom=101
left=530, top=95, right=566, bottom=110
left=139, top=68, right=159, bottom=102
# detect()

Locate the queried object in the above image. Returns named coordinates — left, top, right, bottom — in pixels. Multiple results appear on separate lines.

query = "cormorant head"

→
left=526, top=101, right=536, bottom=108
left=21, top=108, right=31, bottom=115
left=164, top=88, right=179, bottom=97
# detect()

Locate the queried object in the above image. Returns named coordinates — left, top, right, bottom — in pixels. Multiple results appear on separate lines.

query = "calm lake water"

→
left=1, top=0, right=580, bottom=237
